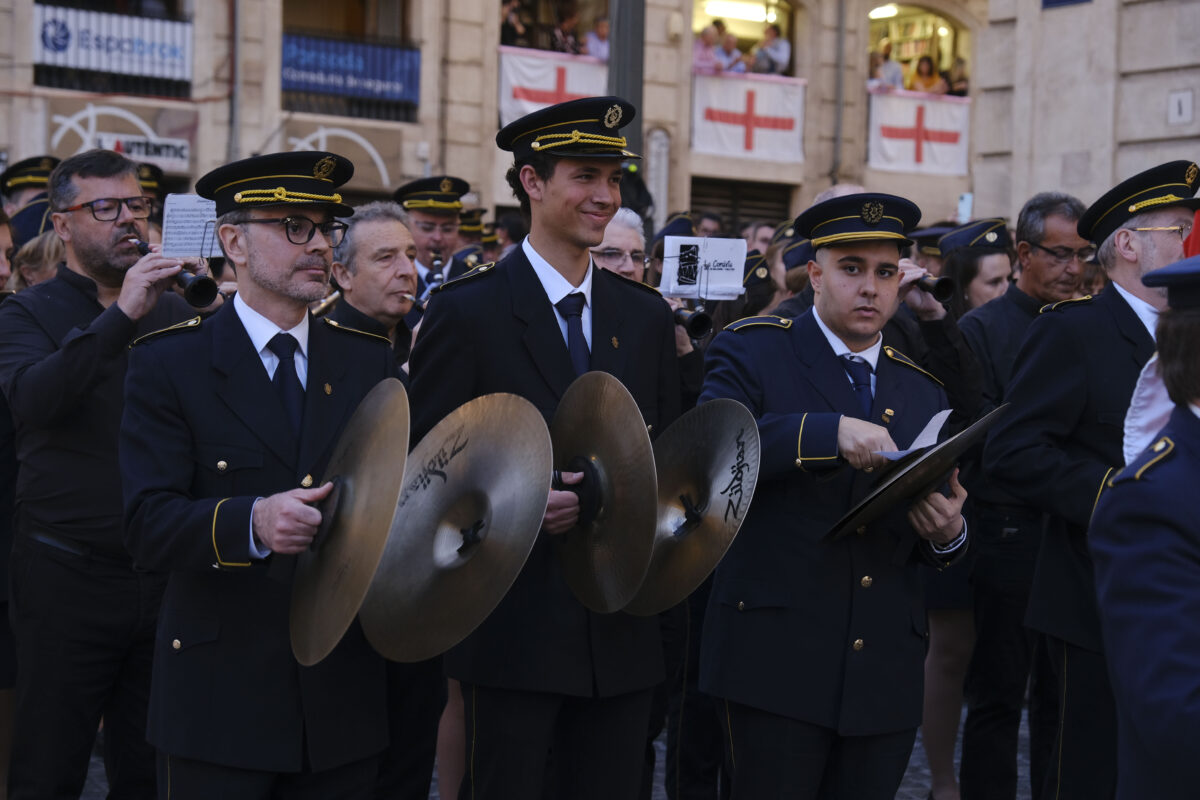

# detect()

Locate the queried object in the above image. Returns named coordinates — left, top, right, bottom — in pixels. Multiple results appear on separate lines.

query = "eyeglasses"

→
left=56, top=196, right=152, bottom=221
left=1030, top=242, right=1097, bottom=264
left=590, top=247, right=650, bottom=268
left=1130, top=225, right=1192, bottom=241
left=241, top=217, right=349, bottom=247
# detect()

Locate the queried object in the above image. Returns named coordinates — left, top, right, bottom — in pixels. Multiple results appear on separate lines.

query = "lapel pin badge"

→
left=611, top=336, right=619, bottom=349
left=324, top=383, right=332, bottom=395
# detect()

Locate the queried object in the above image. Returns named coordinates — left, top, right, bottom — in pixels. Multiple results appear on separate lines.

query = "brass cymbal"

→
left=625, top=399, right=761, bottom=616
left=826, top=404, right=1011, bottom=541
left=291, top=378, right=410, bottom=667
left=551, top=371, right=658, bottom=613
left=360, top=393, right=552, bottom=662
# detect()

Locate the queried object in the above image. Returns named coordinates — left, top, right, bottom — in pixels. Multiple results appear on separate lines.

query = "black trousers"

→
left=8, top=535, right=163, bottom=800
left=158, top=751, right=377, bottom=800
left=459, top=683, right=653, bottom=800
left=1040, top=636, right=1117, bottom=800
left=374, top=657, right=445, bottom=800
left=719, top=700, right=915, bottom=800
left=960, top=503, right=1046, bottom=800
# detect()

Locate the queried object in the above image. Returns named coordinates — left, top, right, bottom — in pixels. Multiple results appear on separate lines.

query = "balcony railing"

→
left=281, top=32, right=420, bottom=123
left=33, top=3, right=192, bottom=98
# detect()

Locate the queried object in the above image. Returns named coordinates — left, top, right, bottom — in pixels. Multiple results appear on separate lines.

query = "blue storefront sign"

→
left=282, top=34, right=420, bottom=105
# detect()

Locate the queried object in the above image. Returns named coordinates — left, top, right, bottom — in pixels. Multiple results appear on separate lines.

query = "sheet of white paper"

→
left=161, top=194, right=219, bottom=258
left=874, top=408, right=952, bottom=461
left=660, top=236, right=746, bottom=300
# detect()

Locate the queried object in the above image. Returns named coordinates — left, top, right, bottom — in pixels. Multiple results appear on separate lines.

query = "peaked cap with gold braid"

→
left=1, top=156, right=59, bottom=199
left=393, top=175, right=470, bottom=214
left=195, top=151, right=355, bottom=217
left=793, top=192, right=921, bottom=250
left=1078, top=160, right=1200, bottom=247
left=496, top=96, right=640, bottom=161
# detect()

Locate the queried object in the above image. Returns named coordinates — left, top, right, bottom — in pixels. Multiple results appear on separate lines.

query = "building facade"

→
left=0, top=0, right=1196, bottom=233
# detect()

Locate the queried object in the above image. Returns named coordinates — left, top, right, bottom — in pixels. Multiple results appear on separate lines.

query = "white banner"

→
left=498, top=47, right=607, bottom=127
left=34, top=6, right=192, bottom=81
left=868, top=90, right=970, bottom=176
left=692, top=74, right=805, bottom=163
left=94, top=132, right=189, bottom=172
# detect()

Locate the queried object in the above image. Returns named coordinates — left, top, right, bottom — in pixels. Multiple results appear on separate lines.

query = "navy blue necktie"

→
left=268, top=333, right=304, bottom=435
left=840, top=354, right=874, bottom=418
left=555, top=293, right=590, bottom=376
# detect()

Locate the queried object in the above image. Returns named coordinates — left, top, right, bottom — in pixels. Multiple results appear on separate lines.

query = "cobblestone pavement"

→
left=85, top=706, right=1033, bottom=799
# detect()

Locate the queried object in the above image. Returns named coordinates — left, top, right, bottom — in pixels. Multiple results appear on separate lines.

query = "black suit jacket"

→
left=984, top=286, right=1155, bottom=651
left=698, top=311, right=962, bottom=736
left=408, top=246, right=681, bottom=697
left=120, top=302, right=394, bottom=772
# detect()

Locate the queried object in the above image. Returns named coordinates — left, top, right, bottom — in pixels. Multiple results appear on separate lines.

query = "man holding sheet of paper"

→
left=697, top=192, right=969, bottom=800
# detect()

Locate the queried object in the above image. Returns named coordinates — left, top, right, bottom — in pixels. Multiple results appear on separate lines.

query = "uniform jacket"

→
left=1091, top=406, right=1200, bottom=800
left=983, top=286, right=1154, bottom=651
left=698, top=310, right=962, bottom=736
left=408, top=245, right=681, bottom=698
left=120, top=301, right=395, bottom=773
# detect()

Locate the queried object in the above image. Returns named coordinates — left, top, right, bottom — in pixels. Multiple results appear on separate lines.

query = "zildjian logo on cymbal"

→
left=720, top=428, right=749, bottom=523
left=401, top=427, right=469, bottom=503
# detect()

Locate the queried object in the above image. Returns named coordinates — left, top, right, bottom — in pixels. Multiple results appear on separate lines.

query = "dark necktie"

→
left=267, top=332, right=304, bottom=435
left=555, top=293, right=590, bottom=377
left=840, top=354, right=874, bottom=418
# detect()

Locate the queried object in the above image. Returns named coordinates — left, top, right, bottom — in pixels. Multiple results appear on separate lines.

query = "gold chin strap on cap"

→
left=1127, top=194, right=1188, bottom=214
left=402, top=199, right=463, bottom=210
left=531, top=130, right=628, bottom=152
left=233, top=187, right=343, bottom=205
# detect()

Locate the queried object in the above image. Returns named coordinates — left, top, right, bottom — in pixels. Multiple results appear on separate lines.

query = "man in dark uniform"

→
left=1091, top=253, right=1200, bottom=800
left=393, top=175, right=472, bottom=305
left=329, top=200, right=418, bottom=371
left=957, top=191, right=1087, bottom=800
left=120, top=151, right=394, bottom=798
left=409, top=96, right=680, bottom=799
left=984, top=160, right=1200, bottom=799
left=699, top=193, right=969, bottom=799
left=0, top=155, right=59, bottom=216
left=0, top=148, right=193, bottom=799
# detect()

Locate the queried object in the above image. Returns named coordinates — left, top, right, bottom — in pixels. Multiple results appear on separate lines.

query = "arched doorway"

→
left=867, top=3, right=972, bottom=92
left=691, top=0, right=804, bottom=78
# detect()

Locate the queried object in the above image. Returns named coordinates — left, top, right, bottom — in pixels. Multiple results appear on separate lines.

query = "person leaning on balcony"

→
left=693, top=25, right=724, bottom=74
left=714, top=32, right=746, bottom=73
left=908, top=55, right=947, bottom=94
left=875, top=38, right=905, bottom=89
left=584, top=18, right=610, bottom=61
left=550, top=2, right=583, bottom=55
left=749, top=23, right=790, bottom=75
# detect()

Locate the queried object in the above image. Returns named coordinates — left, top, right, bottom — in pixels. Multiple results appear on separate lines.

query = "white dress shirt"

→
left=812, top=305, right=883, bottom=392
left=523, top=237, right=594, bottom=350
left=1111, top=281, right=1160, bottom=341
left=233, top=294, right=310, bottom=558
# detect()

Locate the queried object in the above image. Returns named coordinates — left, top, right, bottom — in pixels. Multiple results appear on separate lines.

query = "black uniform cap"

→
left=938, top=218, right=1012, bottom=257
left=793, top=192, right=921, bottom=250
left=394, top=176, right=470, bottom=214
left=497, top=96, right=640, bottom=161
left=1, top=156, right=60, bottom=199
left=1078, top=160, right=1200, bottom=247
left=195, top=151, right=355, bottom=217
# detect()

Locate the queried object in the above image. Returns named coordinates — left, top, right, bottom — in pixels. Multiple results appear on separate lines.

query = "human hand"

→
left=543, top=471, right=583, bottom=534
left=836, top=416, right=897, bottom=472
left=116, top=244, right=185, bottom=321
left=898, top=258, right=945, bottom=320
left=908, top=469, right=967, bottom=545
left=251, top=482, right=334, bottom=554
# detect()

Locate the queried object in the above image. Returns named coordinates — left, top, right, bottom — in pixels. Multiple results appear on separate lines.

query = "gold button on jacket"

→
left=852, top=638, right=864, bottom=651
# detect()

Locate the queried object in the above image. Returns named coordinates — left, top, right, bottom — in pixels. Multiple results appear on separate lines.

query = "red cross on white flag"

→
left=692, top=74, right=805, bottom=163
left=868, top=89, right=970, bottom=176
left=499, top=46, right=607, bottom=127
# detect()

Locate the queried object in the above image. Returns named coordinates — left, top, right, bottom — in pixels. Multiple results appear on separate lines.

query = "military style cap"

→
left=9, top=193, right=53, bottom=249
left=496, top=96, right=640, bottom=161
left=771, top=220, right=797, bottom=248
left=782, top=238, right=814, bottom=271
left=1143, top=253, right=1200, bottom=310
left=394, top=176, right=469, bottom=213
left=743, top=252, right=771, bottom=288
left=195, top=151, right=355, bottom=217
left=1, top=156, right=60, bottom=199
left=938, top=218, right=1012, bottom=257
left=1078, top=160, right=1200, bottom=247
left=481, top=222, right=498, bottom=245
left=459, top=207, right=486, bottom=233
left=910, top=224, right=955, bottom=257
left=137, top=163, right=165, bottom=199
left=653, top=211, right=695, bottom=244
left=793, top=192, right=921, bottom=250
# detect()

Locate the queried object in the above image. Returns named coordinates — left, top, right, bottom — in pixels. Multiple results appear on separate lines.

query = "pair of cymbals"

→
left=551, top=372, right=762, bottom=616
left=290, top=382, right=552, bottom=666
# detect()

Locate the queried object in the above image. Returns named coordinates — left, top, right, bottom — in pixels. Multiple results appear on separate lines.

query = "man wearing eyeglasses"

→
left=0, top=148, right=195, bottom=798
left=984, top=160, right=1200, bottom=799
left=118, top=151, right=395, bottom=797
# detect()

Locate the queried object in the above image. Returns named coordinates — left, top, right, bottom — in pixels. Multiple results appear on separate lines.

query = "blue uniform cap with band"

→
left=496, top=96, right=640, bottom=161
left=394, top=175, right=470, bottom=213
left=793, top=192, right=921, bottom=251
left=938, top=218, right=1012, bottom=257
left=195, top=151, right=355, bottom=218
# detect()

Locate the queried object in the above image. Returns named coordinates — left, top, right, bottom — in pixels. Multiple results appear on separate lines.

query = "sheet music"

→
left=161, top=194, right=219, bottom=258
